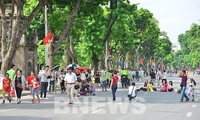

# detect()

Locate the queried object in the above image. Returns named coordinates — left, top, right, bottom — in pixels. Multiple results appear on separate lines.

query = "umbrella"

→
left=53, top=66, right=60, bottom=70
left=77, top=67, right=88, bottom=71
left=67, top=64, right=79, bottom=70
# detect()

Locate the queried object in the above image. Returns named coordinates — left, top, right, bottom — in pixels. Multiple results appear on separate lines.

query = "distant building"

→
left=172, top=43, right=181, bottom=52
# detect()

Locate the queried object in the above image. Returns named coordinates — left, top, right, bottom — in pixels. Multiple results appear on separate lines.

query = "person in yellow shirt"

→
left=121, top=68, right=128, bottom=88
left=148, top=80, right=157, bottom=92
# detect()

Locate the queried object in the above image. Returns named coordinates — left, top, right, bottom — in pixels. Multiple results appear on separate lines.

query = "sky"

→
left=130, top=0, right=200, bottom=45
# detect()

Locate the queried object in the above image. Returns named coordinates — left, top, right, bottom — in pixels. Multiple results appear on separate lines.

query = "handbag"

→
left=17, top=83, right=23, bottom=89
left=16, top=77, right=23, bottom=89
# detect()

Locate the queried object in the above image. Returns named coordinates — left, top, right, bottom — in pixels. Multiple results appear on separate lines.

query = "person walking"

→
left=178, top=69, right=189, bottom=102
left=150, top=69, right=156, bottom=81
left=13, top=70, right=27, bottom=104
left=121, top=68, right=128, bottom=88
left=187, top=78, right=196, bottom=101
left=1, top=73, right=12, bottom=104
left=39, top=66, right=50, bottom=99
left=64, top=67, right=77, bottom=104
left=7, top=64, right=17, bottom=99
left=26, top=71, right=35, bottom=96
left=110, top=71, right=119, bottom=101
left=32, top=77, right=40, bottom=104
left=7, top=64, right=16, bottom=82
left=100, top=68, right=107, bottom=91
left=59, top=70, right=66, bottom=93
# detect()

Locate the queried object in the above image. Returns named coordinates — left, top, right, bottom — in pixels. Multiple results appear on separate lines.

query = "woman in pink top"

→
left=110, top=71, right=119, bottom=101
left=160, top=79, right=168, bottom=92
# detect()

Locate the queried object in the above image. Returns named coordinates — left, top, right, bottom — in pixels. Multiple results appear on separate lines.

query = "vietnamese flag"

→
left=42, top=32, right=52, bottom=45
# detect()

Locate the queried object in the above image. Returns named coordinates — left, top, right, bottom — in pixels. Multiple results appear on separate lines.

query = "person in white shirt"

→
left=100, top=68, right=107, bottom=91
left=128, top=82, right=137, bottom=101
left=80, top=70, right=86, bottom=82
left=64, top=67, right=77, bottom=104
left=39, top=66, right=50, bottom=99
left=156, top=69, right=162, bottom=87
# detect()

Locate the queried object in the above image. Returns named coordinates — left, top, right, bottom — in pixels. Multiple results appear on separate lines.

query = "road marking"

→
left=192, top=104, right=196, bottom=108
left=186, top=112, right=192, bottom=117
left=0, top=108, right=15, bottom=113
left=91, top=108, right=104, bottom=113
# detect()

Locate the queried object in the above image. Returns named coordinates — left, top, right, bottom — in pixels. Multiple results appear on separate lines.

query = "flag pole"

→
left=45, top=5, right=49, bottom=66
left=105, top=41, right=108, bottom=70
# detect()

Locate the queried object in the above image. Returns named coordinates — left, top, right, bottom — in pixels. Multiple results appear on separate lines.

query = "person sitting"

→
left=89, top=81, right=96, bottom=95
left=79, top=82, right=89, bottom=96
left=128, top=82, right=137, bottom=101
left=160, top=79, right=168, bottom=92
left=148, top=80, right=157, bottom=92
left=140, top=80, right=148, bottom=91
left=168, top=81, right=174, bottom=92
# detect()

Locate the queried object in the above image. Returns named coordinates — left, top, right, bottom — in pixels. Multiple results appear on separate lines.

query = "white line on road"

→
left=186, top=112, right=193, bottom=117
left=192, top=104, right=196, bottom=108
left=91, top=109, right=104, bottom=114
left=0, top=108, right=15, bottom=113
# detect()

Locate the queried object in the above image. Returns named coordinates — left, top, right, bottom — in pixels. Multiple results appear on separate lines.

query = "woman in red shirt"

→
left=110, top=71, right=119, bottom=101
left=160, top=79, right=168, bottom=92
left=2, top=73, right=12, bottom=104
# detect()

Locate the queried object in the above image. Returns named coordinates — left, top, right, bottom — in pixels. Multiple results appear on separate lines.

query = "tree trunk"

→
left=52, top=0, right=81, bottom=55
left=125, top=52, right=129, bottom=68
left=68, top=37, right=78, bottom=64
left=64, top=46, right=70, bottom=67
left=92, top=53, right=99, bottom=73
left=0, top=1, right=45, bottom=75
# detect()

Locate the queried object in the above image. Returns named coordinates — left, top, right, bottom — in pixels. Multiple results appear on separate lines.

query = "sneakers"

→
left=180, top=99, right=190, bottom=102
left=17, top=100, right=21, bottom=104
left=185, top=99, right=190, bottom=102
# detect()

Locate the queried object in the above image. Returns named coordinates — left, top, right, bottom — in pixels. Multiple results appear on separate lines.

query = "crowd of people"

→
left=1, top=64, right=198, bottom=104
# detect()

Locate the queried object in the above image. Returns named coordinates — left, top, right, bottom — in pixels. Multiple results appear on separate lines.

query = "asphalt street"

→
left=0, top=73, right=199, bottom=120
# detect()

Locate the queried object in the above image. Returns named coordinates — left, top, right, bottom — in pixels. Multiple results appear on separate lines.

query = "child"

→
left=74, top=82, right=80, bottom=97
left=187, top=78, right=196, bottom=101
left=2, top=73, right=12, bottom=104
left=32, top=77, right=40, bottom=103
left=160, top=79, right=168, bottom=92
left=128, top=82, right=137, bottom=101
left=89, top=81, right=96, bottom=96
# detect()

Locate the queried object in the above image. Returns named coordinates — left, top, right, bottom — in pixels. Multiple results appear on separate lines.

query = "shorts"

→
left=29, top=86, right=33, bottom=91
left=33, top=89, right=40, bottom=95
left=3, top=87, right=11, bottom=92
left=50, top=80, right=55, bottom=85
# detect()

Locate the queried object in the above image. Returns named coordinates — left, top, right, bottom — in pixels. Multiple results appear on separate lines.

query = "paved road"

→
left=0, top=74, right=199, bottom=120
